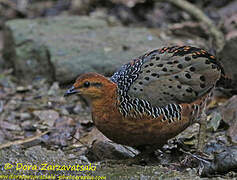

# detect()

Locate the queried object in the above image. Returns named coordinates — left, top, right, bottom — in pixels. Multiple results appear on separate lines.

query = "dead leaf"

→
left=207, top=112, right=222, bottom=132
left=74, top=127, right=108, bottom=147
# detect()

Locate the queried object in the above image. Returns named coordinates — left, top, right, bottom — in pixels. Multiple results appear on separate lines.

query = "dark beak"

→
left=64, top=86, right=79, bottom=97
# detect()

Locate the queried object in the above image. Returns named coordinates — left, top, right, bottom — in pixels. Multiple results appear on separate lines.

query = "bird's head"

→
left=64, top=72, right=116, bottom=100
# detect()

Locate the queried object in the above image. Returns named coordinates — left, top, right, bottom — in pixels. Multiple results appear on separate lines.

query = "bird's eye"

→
left=83, top=81, right=90, bottom=88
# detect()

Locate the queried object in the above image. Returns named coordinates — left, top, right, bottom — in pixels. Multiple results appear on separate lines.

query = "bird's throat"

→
left=90, top=86, right=118, bottom=113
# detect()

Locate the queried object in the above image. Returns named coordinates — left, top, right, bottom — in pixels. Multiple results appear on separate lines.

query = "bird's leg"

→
left=197, top=110, right=207, bottom=152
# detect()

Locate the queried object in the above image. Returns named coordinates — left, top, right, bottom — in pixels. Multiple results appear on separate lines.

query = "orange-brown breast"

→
left=91, top=90, right=209, bottom=148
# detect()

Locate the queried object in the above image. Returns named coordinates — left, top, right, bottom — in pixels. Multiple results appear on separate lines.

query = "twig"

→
left=179, top=148, right=211, bottom=164
left=157, top=0, right=225, bottom=52
left=71, top=135, right=91, bottom=149
left=0, top=130, right=49, bottom=149
left=71, top=135, right=102, bottom=161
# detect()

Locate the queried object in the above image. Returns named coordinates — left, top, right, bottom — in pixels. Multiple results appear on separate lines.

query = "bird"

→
left=64, top=46, right=227, bottom=161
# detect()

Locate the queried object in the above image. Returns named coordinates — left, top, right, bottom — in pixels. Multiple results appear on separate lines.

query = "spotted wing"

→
left=128, top=46, right=223, bottom=107
left=112, top=46, right=223, bottom=108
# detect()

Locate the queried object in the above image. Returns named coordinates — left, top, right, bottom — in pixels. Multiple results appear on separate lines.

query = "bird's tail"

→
left=216, top=74, right=232, bottom=89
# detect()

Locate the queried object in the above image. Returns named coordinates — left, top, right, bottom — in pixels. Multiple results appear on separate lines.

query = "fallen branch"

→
left=157, top=0, right=225, bottom=52
left=0, top=130, right=49, bottom=149
left=0, top=0, right=27, bottom=16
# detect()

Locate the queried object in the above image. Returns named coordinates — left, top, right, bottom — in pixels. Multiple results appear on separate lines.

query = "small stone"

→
left=33, top=110, right=59, bottom=127
left=16, top=85, right=31, bottom=92
left=20, top=113, right=31, bottom=120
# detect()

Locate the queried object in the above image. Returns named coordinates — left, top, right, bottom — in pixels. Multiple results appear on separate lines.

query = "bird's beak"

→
left=64, top=86, right=79, bottom=97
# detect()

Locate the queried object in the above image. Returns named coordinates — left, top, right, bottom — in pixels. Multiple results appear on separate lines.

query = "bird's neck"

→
left=91, top=84, right=118, bottom=112
left=90, top=85, right=122, bottom=138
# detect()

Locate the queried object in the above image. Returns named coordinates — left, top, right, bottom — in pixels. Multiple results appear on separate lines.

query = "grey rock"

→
left=2, top=16, right=163, bottom=83
left=202, top=145, right=237, bottom=176
left=220, top=95, right=237, bottom=144
left=0, top=56, right=4, bottom=70
left=88, top=140, right=138, bottom=161
left=219, top=35, right=237, bottom=88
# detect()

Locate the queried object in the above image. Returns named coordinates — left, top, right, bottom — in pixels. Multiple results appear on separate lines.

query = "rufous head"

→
left=64, top=72, right=116, bottom=100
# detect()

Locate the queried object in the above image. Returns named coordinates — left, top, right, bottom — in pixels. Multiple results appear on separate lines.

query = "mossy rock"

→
left=2, top=16, right=163, bottom=83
